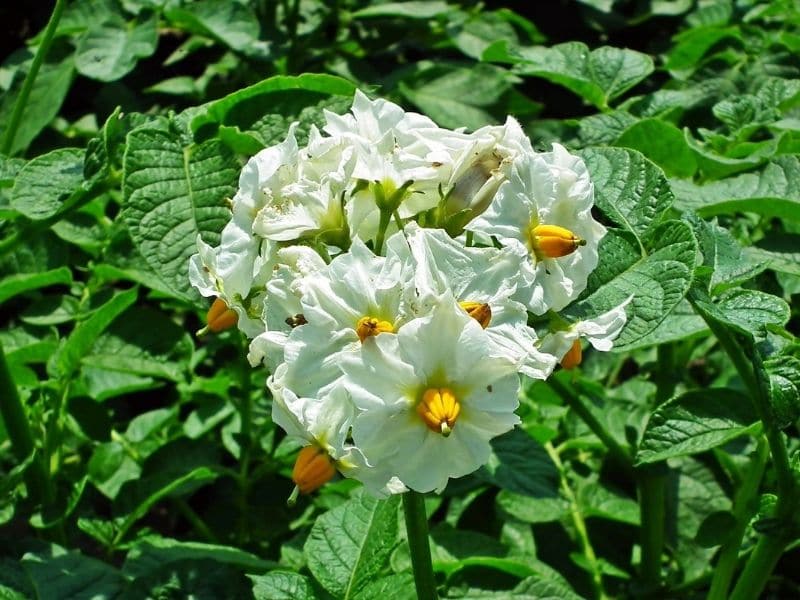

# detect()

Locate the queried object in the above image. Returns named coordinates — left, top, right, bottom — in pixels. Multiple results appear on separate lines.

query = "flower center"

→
left=198, top=297, right=238, bottom=336
left=416, top=387, right=461, bottom=436
left=560, top=339, right=583, bottom=369
left=356, top=316, right=394, bottom=342
left=458, top=301, right=492, bottom=329
left=527, top=224, right=586, bottom=260
left=291, top=445, right=336, bottom=495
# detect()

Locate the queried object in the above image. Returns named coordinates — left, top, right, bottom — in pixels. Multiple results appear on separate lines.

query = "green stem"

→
left=707, top=437, right=768, bottom=600
left=637, top=464, right=666, bottom=593
left=545, top=442, right=607, bottom=600
left=653, top=344, right=676, bottom=406
left=236, top=339, right=253, bottom=544
left=1, top=0, right=67, bottom=155
left=374, top=210, right=392, bottom=256
left=549, top=377, right=632, bottom=472
left=402, top=492, right=438, bottom=600
left=174, top=498, right=219, bottom=543
left=729, top=530, right=792, bottom=600
left=0, top=341, right=49, bottom=505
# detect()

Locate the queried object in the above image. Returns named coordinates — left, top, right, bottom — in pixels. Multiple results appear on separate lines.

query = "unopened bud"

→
left=560, top=339, right=582, bottom=369
left=446, top=152, right=504, bottom=217
left=289, top=445, right=336, bottom=503
left=198, top=298, right=238, bottom=336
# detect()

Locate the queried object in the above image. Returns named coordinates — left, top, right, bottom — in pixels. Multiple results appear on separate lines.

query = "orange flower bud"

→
left=560, top=339, right=583, bottom=370
left=292, top=445, right=336, bottom=495
left=204, top=298, right=238, bottom=334
left=529, top=224, right=586, bottom=259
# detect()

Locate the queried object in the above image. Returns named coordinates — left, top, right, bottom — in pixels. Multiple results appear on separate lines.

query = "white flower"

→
left=466, top=144, right=606, bottom=314
left=251, top=125, right=352, bottom=243
left=341, top=296, right=521, bottom=493
left=386, top=224, right=556, bottom=379
left=539, top=297, right=632, bottom=362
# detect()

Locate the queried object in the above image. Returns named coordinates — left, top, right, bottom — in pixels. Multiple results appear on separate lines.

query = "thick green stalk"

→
left=707, top=437, right=768, bottom=600
left=637, top=464, right=666, bottom=592
left=1, top=0, right=67, bottom=155
left=728, top=528, right=792, bottom=600
left=402, top=492, right=438, bottom=600
left=374, top=210, right=392, bottom=256
left=0, top=341, right=49, bottom=505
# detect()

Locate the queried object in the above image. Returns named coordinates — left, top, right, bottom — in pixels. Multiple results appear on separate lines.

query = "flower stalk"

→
left=402, top=491, right=438, bottom=600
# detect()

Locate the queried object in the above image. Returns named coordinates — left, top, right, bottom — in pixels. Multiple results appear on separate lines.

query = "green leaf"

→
left=352, top=573, right=416, bottom=600
left=496, top=491, right=568, bottom=524
left=75, top=12, right=158, bottom=82
left=569, top=220, right=698, bottom=349
left=21, top=545, right=127, bottom=600
left=578, top=483, right=640, bottom=525
left=636, top=389, right=758, bottom=464
left=765, top=356, right=800, bottom=429
left=50, top=287, right=138, bottom=379
left=123, top=537, right=275, bottom=578
left=712, top=289, right=790, bottom=335
left=88, top=442, right=141, bottom=499
left=352, top=1, right=452, bottom=18
left=616, top=118, right=697, bottom=178
left=488, top=41, right=653, bottom=109
left=672, top=156, right=800, bottom=220
left=688, top=215, right=767, bottom=292
left=250, top=571, right=318, bottom=600
left=122, top=129, right=239, bottom=299
left=0, top=267, right=71, bottom=305
left=665, top=26, right=741, bottom=75
left=618, top=299, right=706, bottom=350
left=577, top=110, right=638, bottom=145
left=82, top=306, right=192, bottom=381
left=10, top=148, right=84, bottom=220
left=580, top=146, right=674, bottom=243
left=190, top=73, right=357, bottom=152
left=480, top=428, right=560, bottom=498
left=304, top=490, right=400, bottom=599
left=0, top=50, right=76, bottom=156
left=695, top=510, right=737, bottom=548
left=461, top=576, right=583, bottom=599
left=164, top=0, right=266, bottom=56
left=398, top=63, right=513, bottom=130
left=745, top=233, right=800, bottom=276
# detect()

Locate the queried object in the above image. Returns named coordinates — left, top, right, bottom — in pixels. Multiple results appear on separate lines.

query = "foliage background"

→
left=1, top=0, right=799, bottom=598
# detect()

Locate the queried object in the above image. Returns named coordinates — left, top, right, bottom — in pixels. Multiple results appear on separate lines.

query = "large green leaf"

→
left=21, top=545, right=127, bottom=600
left=250, top=571, right=318, bottom=600
left=615, top=118, right=697, bottom=178
left=164, top=0, right=265, bottom=56
left=123, top=538, right=275, bottom=578
left=568, top=220, right=698, bottom=349
left=636, top=389, right=758, bottom=464
left=122, top=129, right=239, bottom=299
left=479, top=428, right=560, bottom=498
left=0, top=267, right=72, bottom=305
left=672, top=156, right=800, bottom=220
left=352, top=2, right=452, bottom=18
left=745, top=233, right=800, bottom=276
left=304, top=490, right=400, bottom=599
left=75, top=12, right=158, bottom=82
left=485, top=41, right=653, bottom=109
left=10, top=148, right=84, bottom=220
left=49, top=287, right=138, bottom=379
left=0, top=49, right=75, bottom=156
left=580, top=146, right=674, bottom=244
left=190, top=73, right=357, bottom=154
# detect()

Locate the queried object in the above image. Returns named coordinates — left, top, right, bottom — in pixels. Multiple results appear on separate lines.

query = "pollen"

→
left=356, top=316, right=394, bottom=342
left=528, top=224, right=586, bottom=260
left=459, top=301, right=492, bottom=329
left=291, top=445, right=336, bottom=496
left=417, top=387, right=461, bottom=436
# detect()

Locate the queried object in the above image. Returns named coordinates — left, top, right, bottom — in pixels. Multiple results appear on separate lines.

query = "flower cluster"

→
left=189, top=91, right=630, bottom=497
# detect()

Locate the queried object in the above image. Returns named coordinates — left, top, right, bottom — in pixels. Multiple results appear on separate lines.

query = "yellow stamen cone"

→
left=459, top=301, right=492, bottom=329
left=356, top=316, right=394, bottom=342
left=417, top=388, right=461, bottom=436
left=529, top=224, right=586, bottom=259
